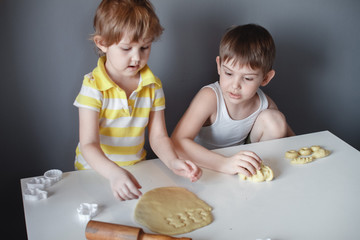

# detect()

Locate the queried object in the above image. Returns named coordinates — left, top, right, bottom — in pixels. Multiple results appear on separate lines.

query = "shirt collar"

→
left=91, top=56, right=161, bottom=91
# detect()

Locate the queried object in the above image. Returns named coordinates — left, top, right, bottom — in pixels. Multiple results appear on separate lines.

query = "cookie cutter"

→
left=26, top=177, right=53, bottom=190
left=77, top=203, right=99, bottom=221
left=44, top=169, right=63, bottom=183
left=23, top=169, right=63, bottom=201
left=23, top=188, right=48, bottom=201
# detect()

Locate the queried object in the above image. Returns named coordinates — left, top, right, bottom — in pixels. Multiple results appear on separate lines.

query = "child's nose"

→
left=132, top=50, right=140, bottom=63
left=232, top=78, right=242, bottom=89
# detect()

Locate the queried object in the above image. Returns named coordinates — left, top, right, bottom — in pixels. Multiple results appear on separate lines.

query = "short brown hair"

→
left=219, top=24, right=276, bottom=74
left=92, top=0, right=164, bottom=47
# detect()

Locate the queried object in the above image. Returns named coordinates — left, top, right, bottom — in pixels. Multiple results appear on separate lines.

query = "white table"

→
left=21, top=131, right=360, bottom=240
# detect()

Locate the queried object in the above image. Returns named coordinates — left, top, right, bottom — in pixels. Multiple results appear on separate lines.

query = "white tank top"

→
left=194, top=81, right=268, bottom=149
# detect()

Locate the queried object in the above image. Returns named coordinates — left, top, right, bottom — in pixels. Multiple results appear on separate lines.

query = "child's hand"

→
left=224, top=151, right=262, bottom=176
left=108, top=167, right=142, bottom=201
left=169, top=159, right=202, bottom=182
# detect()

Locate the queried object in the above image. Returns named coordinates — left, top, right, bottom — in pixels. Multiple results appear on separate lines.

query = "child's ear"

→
left=216, top=56, right=221, bottom=75
left=93, top=35, right=108, bottom=53
left=261, top=69, right=275, bottom=87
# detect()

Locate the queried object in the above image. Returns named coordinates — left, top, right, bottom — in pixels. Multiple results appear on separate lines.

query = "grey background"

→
left=1, top=0, right=359, bottom=237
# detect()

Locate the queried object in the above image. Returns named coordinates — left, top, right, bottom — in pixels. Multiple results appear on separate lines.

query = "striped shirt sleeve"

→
left=152, top=80, right=166, bottom=111
left=73, top=75, right=103, bottom=112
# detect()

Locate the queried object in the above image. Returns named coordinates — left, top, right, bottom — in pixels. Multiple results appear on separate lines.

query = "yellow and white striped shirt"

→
left=73, top=57, right=165, bottom=170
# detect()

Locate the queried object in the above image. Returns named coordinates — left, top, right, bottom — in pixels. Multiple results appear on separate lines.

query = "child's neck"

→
left=225, top=93, right=260, bottom=120
left=111, top=72, right=140, bottom=99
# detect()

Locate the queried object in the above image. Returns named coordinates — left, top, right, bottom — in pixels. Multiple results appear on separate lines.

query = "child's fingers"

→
left=235, top=152, right=262, bottom=171
left=126, top=180, right=142, bottom=198
left=237, top=160, right=257, bottom=175
left=184, top=160, right=202, bottom=182
left=238, top=150, right=262, bottom=163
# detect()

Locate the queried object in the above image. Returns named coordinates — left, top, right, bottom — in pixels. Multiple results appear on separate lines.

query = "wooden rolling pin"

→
left=85, top=220, right=192, bottom=240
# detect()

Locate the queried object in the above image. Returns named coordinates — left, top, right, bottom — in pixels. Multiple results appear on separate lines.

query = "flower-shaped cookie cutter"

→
left=23, top=188, right=48, bottom=201
left=26, top=177, right=53, bottom=190
left=77, top=203, right=99, bottom=221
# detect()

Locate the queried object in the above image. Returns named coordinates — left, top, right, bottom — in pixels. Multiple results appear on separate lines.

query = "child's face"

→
left=216, top=57, right=274, bottom=105
left=95, top=34, right=152, bottom=80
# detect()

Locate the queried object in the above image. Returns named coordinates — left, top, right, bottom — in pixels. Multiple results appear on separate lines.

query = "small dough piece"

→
left=310, top=145, right=321, bottom=152
left=312, top=148, right=330, bottom=159
left=239, top=164, right=274, bottom=182
left=134, top=187, right=213, bottom=235
left=285, top=150, right=299, bottom=159
left=291, top=156, right=314, bottom=164
left=299, top=147, right=312, bottom=156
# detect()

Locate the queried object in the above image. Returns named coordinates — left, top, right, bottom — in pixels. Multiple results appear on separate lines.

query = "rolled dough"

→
left=134, top=187, right=213, bottom=235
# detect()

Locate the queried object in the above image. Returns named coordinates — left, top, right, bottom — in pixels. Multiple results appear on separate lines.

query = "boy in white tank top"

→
left=172, top=24, right=294, bottom=177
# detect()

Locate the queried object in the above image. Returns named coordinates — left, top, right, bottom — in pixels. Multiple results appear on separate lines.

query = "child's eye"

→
left=141, top=46, right=149, bottom=51
left=225, top=71, right=232, bottom=76
left=245, top=77, right=253, bottom=81
left=121, top=47, right=131, bottom=51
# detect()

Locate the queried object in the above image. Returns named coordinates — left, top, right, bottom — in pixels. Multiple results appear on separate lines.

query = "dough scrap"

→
left=134, top=187, right=213, bottom=235
left=239, top=164, right=274, bottom=182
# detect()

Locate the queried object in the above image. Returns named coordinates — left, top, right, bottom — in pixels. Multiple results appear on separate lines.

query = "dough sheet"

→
left=134, top=187, right=213, bottom=235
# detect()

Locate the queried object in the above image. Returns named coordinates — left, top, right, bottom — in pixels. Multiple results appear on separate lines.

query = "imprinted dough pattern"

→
left=165, top=208, right=210, bottom=228
left=285, top=145, right=330, bottom=164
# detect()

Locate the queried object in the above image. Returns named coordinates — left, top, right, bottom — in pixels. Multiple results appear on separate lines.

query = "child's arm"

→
left=79, top=108, right=142, bottom=201
left=147, top=109, right=202, bottom=182
left=171, top=88, right=261, bottom=176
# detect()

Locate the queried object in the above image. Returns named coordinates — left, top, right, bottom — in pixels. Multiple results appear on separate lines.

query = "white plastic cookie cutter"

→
left=23, top=188, right=48, bottom=201
left=26, top=177, right=53, bottom=190
left=23, top=169, right=63, bottom=201
left=77, top=203, right=99, bottom=221
left=44, top=169, right=63, bottom=183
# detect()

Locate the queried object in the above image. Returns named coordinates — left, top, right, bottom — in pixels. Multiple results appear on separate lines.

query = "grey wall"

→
left=1, top=0, right=359, bottom=237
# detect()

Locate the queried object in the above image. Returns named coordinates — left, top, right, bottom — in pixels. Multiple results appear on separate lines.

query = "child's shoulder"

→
left=188, top=84, right=218, bottom=116
left=196, top=85, right=217, bottom=103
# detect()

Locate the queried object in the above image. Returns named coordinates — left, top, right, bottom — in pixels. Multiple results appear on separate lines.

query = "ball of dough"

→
left=299, top=147, right=312, bottom=156
left=239, top=164, right=273, bottom=182
left=285, top=150, right=299, bottom=159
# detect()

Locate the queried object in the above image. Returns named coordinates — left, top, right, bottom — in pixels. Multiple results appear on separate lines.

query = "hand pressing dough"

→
left=239, top=163, right=274, bottom=182
left=134, top=187, right=213, bottom=235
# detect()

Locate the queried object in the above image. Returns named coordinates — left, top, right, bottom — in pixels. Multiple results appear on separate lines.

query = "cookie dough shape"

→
left=291, top=156, right=314, bottom=164
left=299, top=147, right=312, bottom=156
left=134, top=187, right=213, bottom=235
left=312, top=148, right=330, bottom=159
left=239, top=164, right=274, bottom=182
left=285, top=145, right=331, bottom=164
left=285, top=150, right=299, bottom=159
